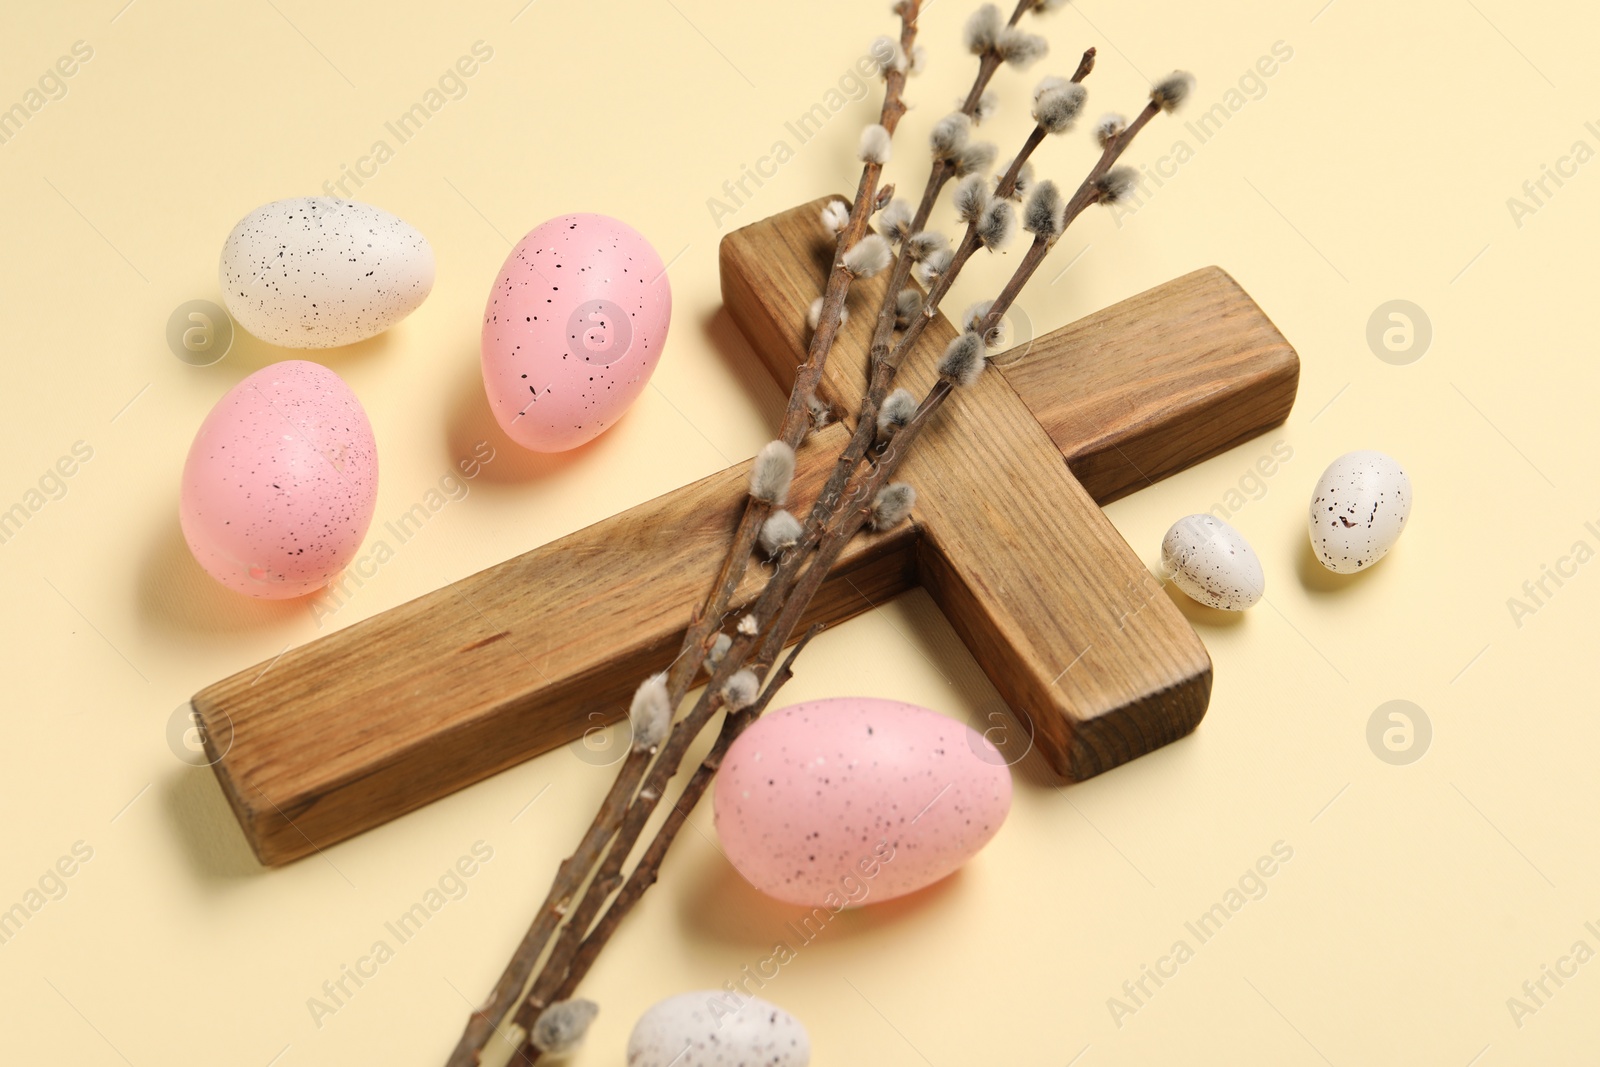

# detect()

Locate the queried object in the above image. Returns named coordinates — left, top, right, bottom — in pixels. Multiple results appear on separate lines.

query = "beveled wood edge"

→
left=1007, top=265, right=1301, bottom=504
left=912, top=531, right=1213, bottom=781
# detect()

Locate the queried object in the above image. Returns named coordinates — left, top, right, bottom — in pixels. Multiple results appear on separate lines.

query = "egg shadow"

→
left=1294, top=536, right=1371, bottom=594
left=1162, top=583, right=1249, bottom=629
left=217, top=317, right=397, bottom=380
left=159, top=764, right=265, bottom=883
left=134, top=514, right=319, bottom=638
left=677, top=849, right=964, bottom=949
left=442, top=343, right=611, bottom=485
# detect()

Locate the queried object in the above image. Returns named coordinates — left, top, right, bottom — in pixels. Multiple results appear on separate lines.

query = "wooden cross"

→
left=192, top=196, right=1297, bottom=866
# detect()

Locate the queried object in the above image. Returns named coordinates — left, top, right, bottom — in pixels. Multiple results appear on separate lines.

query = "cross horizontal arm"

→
left=193, top=198, right=1296, bottom=865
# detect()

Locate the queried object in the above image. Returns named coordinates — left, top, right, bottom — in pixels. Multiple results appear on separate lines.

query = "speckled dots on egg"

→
left=179, top=360, right=379, bottom=598
left=713, top=697, right=1012, bottom=906
left=480, top=213, right=671, bottom=452
left=1307, top=450, right=1412, bottom=573
left=219, top=197, right=435, bottom=348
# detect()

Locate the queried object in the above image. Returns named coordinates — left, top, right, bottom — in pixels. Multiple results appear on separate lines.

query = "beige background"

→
left=2, top=0, right=1596, bottom=1063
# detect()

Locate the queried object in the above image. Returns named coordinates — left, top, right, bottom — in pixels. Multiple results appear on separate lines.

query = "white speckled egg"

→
left=1160, top=514, right=1265, bottom=610
left=481, top=213, right=671, bottom=452
left=1308, top=450, right=1412, bottom=572
left=713, top=697, right=1012, bottom=907
left=219, top=197, right=434, bottom=347
left=180, top=360, right=378, bottom=598
left=627, top=991, right=809, bottom=1067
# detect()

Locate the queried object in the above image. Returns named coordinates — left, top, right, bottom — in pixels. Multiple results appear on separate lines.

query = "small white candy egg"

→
left=627, top=991, right=809, bottom=1067
left=1308, top=450, right=1412, bottom=573
left=220, top=197, right=434, bottom=348
left=1160, top=514, right=1265, bottom=611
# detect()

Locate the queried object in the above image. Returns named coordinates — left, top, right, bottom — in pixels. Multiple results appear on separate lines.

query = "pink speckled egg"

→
left=481, top=213, right=671, bottom=451
left=180, top=360, right=378, bottom=599
left=713, top=697, right=1012, bottom=907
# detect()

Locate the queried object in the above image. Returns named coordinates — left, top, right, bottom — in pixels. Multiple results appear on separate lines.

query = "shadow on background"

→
left=443, top=341, right=613, bottom=485
left=134, top=514, right=315, bottom=638
left=161, top=766, right=263, bottom=882
left=676, top=846, right=962, bottom=950
left=1295, top=534, right=1375, bottom=594
left=1164, top=582, right=1249, bottom=628
left=217, top=316, right=396, bottom=380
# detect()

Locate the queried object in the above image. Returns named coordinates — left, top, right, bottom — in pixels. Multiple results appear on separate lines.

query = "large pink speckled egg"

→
left=180, top=360, right=378, bottom=599
left=481, top=213, right=671, bottom=452
left=713, top=697, right=1012, bottom=907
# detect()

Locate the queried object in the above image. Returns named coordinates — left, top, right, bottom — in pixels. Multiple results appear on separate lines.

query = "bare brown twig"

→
left=444, top=9, right=924, bottom=1067
left=517, top=65, right=1165, bottom=1067
left=528, top=627, right=824, bottom=1035
left=447, top=7, right=1182, bottom=1062
left=805, top=44, right=1099, bottom=555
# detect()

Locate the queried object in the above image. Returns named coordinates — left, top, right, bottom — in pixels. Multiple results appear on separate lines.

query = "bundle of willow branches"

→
left=446, top=2, right=1190, bottom=1062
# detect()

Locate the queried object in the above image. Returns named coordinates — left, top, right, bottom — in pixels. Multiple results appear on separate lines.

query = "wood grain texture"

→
left=721, top=199, right=1255, bottom=782
left=196, top=194, right=1297, bottom=865
left=193, top=432, right=919, bottom=866
left=1001, top=265, right=1299, bottom=503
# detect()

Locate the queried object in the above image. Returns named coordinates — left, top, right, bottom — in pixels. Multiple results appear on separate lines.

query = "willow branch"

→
left=518, top=88, right=1167, bottom=1037
left=792, top=52, right=1095, bottom=555
left=443, top=8, right=922, bottom=1066
left=518, top=628, right=824, bottom=1061
left=453, top=25, right=1180, bottom=1066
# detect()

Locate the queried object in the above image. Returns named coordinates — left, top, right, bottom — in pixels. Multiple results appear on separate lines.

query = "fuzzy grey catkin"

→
left=750, top=440, right=795, bottom=504
left=954, top=140, right=998, bottom=177
left=1032, top=75, right=1069, bottom=102
left=996, top=28, right=1048, bottom=68
left=807, top=297, right=848, bottom=330
left=870, top=483, right=917, bottom=530
left=963, top=4, right=1003, bottom=54
left=877, top=198, right=913, bottom=244
left=870, top=35, right=906, bottom=76
left=722, top=669, right=759, bottom=711
left=909, top=43, right=928, bottom=76
left=954, top=173, right=990, bottom=223
left=905, top=230, right=947, bottom=263
left=530, top=999, right=599, bottom=1056
left=705, top=632, right=732, bottom=670
left=976, top=199, right=1015, bottom=249
left=997, top=161, right=1035, bottom=201
left=929, top=112, right=971, bottom=160
left=961, top=300, right=994, bottom=334
left=963, top=300, right=1006, bottom=348
left=939, top=331, right=987, bottom=387
left=1151, top=71, right=1195, bottom=111
left=628, top=673, right=671, bottom=752
left=973, top=89, right=1000, bottom=125
left=820, top=199, right=849, bottom=233
left=759, top=510, right=803, bottom=556
left=1023, top=179, right=1065, bottom=239
left=1094, top=112, right=1126, bottom=147
left=913, top=246, right=953, bottom=287
left=843, top=234, right=891, bottom=277
left=1096, top=166, right=1139, bottom=204
left=876, top=387, right=918, bottom=442
left=807, top=393, right=833, bottom=432
left=894, top=288, right=923, bottom=327
left=736, top=613, right=759, bottom=636
left=858, top=123, right=892, bottom=165
left=1032, top=82, right=1086, bottom=133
